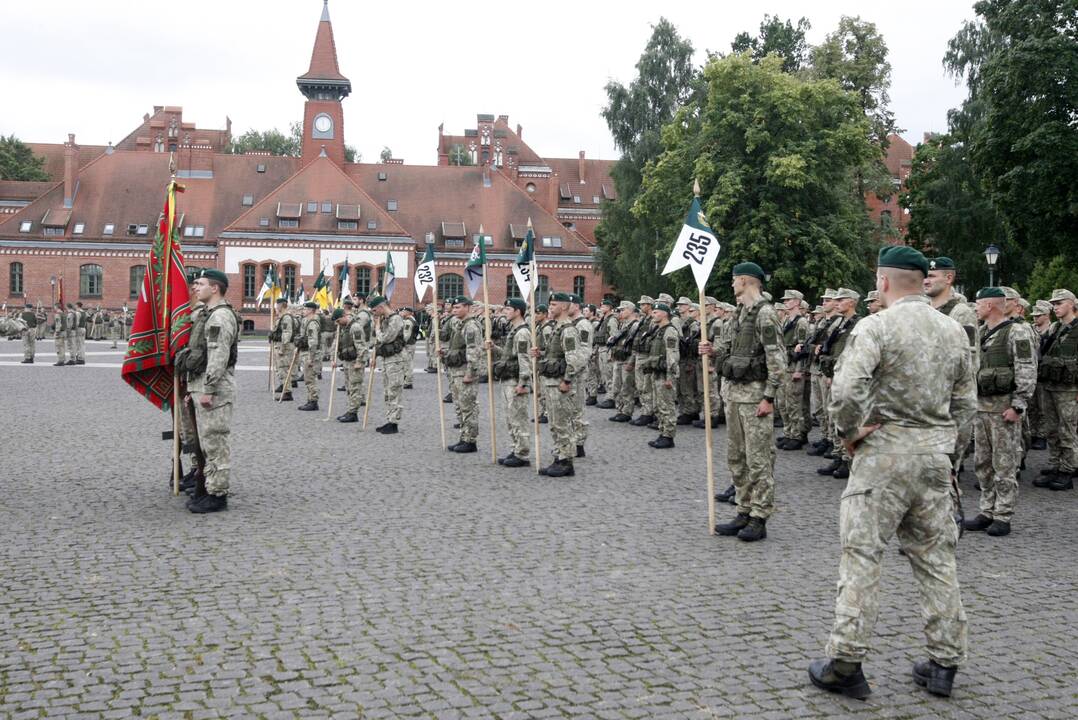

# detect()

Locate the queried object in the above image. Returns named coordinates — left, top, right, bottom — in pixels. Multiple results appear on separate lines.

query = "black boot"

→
left=1030, top=436, right=1047, bottom=450
left=450, top=441, right=477, bottom=453
left=1033, top=469, right=1057, bottom=487
left=538, top=459, right=575, bottom=477
left=336, top=411, right=358, bottom=423
left=609, top=413, right=632, bottom=422
left=279, top=392, right=293, bottom=402
left=298, top=401, right=319, bottom=411
left=597, top=399, right=616, bottom=409
left=783, top=437, right=806, bottom=450
left=832, top=461, right=850, bottom=479
left=817, top=459, right=842, bottom=475
left=714, top=484, right=735, bottom=503
left=715, top=513, right=749, bottom=536
left=737, top=517, right=767, bottom=542
left=274, top=384, right=283, bottom=393
left=188, top=493, right=228, bottom=514
left=962, top=514, right=992, bottom=532
left=576, top=445, right=586, bottom=458
left=375, top=422, right=398, bottom=434
left=648, top=435, right=674, bottom=449
left=808, top=659, right=871, bottom=700
left=500, top=453, right=528, bottom=468
left=912, top=659, right=957, bottom=698
left=443, top=393, right=453, bottom=403
left=676, top=413, right=698, bottom=426
left=986, top=519, right=1011, bottom=536
left=585, top=396, right=597, bottom=406
left=647, top=419, right=659, bottom=430
left=1049, top=473, right=1074, bottom=491
left=807, top=440, right=832, bottom=457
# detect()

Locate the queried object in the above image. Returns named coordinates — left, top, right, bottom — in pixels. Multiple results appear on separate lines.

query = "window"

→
left=183, top=226, right=206, bottom=237
left=367, top=220, right=377, bottom=230
left=259, top=217, right=269, bottom=227
left=573, top=276, right=585, bottom=298
left=338, top=220, right=358, bottom=230
left=354, top=266, right=371, bottom=296
left=256, top=163, right=266, bottom=173
left=378, top=172, right=387, bottom=181
left=536, top=275, right=550, bottom=305
left=506, top=274, right=521, bottom=300
left=541, top=236, right=562, bottom=248
left=282, top=265, right=297, bottom=298
left=80, top=264, right=103, bottom=297
left=9, top=262, right=23, bottom=295
left=438, top=273, right=463, bottom=300
left=129, top=265, right=145, bottom=299
left=445, top=238, right=465, bottom=248
left=573, top=195, right=581, bottom=204
left=321, top=201, right=332, bottom=213
left=279, top=219, right=299, bottom=228
left=880, top=210, right=893, bottom=229
left=242, top=264, right=256, bottom=299
left=526, top=183, right=536, bottom=193
left=242, top=194, right=254, bottom=206
left=73, top=223, right=85, bottom=234
left=387, top=200, right=398, bottom=211
left=592, top=196, right=600, bottom=204
left=136, top=224, right=149, bottom=235
left=103, top=223, right=114, bottom=235
left=242, top=319, right=255, bottom=333
left=19, top=221, right=32, bottom=233
left=307, top=201, right=318, bottom=214
left=127, top=224, right=139, bottom=235
left=44, top=227, right=64, bottom=236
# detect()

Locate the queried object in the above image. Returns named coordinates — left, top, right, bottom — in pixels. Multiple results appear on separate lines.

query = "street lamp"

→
left=984, top=244, right=1001, bottom=286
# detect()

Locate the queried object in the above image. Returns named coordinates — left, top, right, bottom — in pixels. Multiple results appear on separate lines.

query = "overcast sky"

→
left=1, top=0, right=976, bottom=164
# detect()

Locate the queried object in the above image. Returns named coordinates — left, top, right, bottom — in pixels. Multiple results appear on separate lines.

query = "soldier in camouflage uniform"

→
left=534, top=304, right=554, bottom=423
left=400, top=307, right=418, bottom=389
left=179, top=269, right=239, bottom=514
left=567, top=297, right=592, bottom=457
left=816, top=288, right=861, bottom=479
left=489, top=298, right=533, bottom=467
left=674, top=297, right=700, bottom=425
left=964, top=287, right=1036, bottom=537
left=36, top=305, right=47, bottom=340
left=644, top=302, right=680, bottom=448
left=629, top=296, right=656, bottom=426
left=370, top=295, right=406, bottom=433
left=443, top=297, right=484, bottom=453
left=336, top=298, right=372, bottom=421
left=64, top=303, right=78, bottom=365
left=1028, top=300, right=1053, bottom=448
left=581, top=304, right=600, bottom=405
left=777, top=290, right=810, bottom=449
left=696, top=299, right=729, bottom=430
left=73, top=302, right=87, bottom=364
left=1034, top=289, right=1078, bottom=491
left=533, top=292, right=590, bottom=476
left=20, top=303, right=37, bottom=363
left=272, top=297, right=297, bottom=401
left=594, top=299, right=619, bottom=408
left=52, top=303, right=68, bottom=365
left=809, top=246, right=975, bottom=701
left=608, top=301, right=640, bottom=423
left=703, top=262, right=786, bottom=542
left=806, top=290, right=839, bottom=455
left=297, top=302, right=322, bottom=411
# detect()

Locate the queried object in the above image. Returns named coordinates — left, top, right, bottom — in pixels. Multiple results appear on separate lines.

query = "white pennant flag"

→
left=414, top=244, right=436, bottom=301
left=661, top=194, right=721, bottom=291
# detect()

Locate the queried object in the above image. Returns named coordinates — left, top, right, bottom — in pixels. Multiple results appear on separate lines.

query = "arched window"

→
left=572, top=275, right=585, bottom=299
left=242, top=264, right=256, bottom=299
left=9, top=262, right=23, bottom=295
left=129, top=265, right=145, bottom=299
left=80, top=264, right=103, bottom=298
left=438, top=273, right=463, bottom=300
left=282, top=264, right=297, bottom=299
left=536, top=274, right=550, bottom=305
left=506, top=274, right=521, bottom=300
left=242, top=319, right=255, bottom=333
left=354, top=266, right=371, bottom=296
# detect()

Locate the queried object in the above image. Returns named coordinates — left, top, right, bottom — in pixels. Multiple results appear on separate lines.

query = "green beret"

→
left=402, top=306, right=414, bottom=313
left=587, top=304, right=597, bottom=312
left=185, top=266, right=202, bottom=282
left=929, top=257, right=956, bottom=271
left=601, top=298, right=615, bottom=307
left=504, top=297, right=527, bottom=313
left=732, top=262, right=766, bottom=282
left=550, top=291, right=572, bottom=302
left=354, top=291, right=368, bottom=300
left=976, top=287, right=1005, bottom=299
left=877, top=245, right=929, bottom=277
left=198, top=268, right=229, bottom=289
left=331, top=308, right=345, bottom=320
left=275, top=297, right=288, bottom=305
left=342, top=297, right=355, bottom=307
left=303, top=301, right=319, bottom=309
left=368, top=295, right=387, bottom=309
left=453, top=296, right=473, bottom=306
left=536, top=303, right=548, bottom=313
left=653, top=302, right=671, bottom=314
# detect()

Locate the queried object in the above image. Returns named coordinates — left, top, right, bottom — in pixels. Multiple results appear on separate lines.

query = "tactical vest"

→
left=783, top=317, right=802, bottom=358
left=77, top=310, right=87, bottom=329
left=720, top=301, right=768, bottom=383
left=937, top=296, right=961, bottom=317
left=679, top=320, right=700, bottom=358
left=21, top=311, right=37, bottom=328
left=295, top=317, right=320, bottom=351
left=183, top=304, right=239, bottom=376
left=594, top=315, right=613, bottom=345
left=540, top=323, right=568, bottom=378
left=404, top=318, right=420, bottom=345
left=977, top=321, right=1016, bottom=396
left=376, top=315, right=407, bottom=357
left=338, top=321, right=358, bottom=361
left=1039, top=318, right=1078, bottom=385
left=649, top=324, right=678, bottom=376
left=493, top=324, right=530, bottom=381
left=819, top=316, right=859, bottom=378
left=632, top=317, right=654, bottom=354
left=611, top=318, right=638, bottom=361
left=537, top=319, right=555, bottom=351
left=445, top=317, right=476, bottom=367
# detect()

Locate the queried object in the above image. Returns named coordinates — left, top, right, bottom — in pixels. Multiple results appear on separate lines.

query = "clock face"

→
left=314, top=115, right=332, bottom=133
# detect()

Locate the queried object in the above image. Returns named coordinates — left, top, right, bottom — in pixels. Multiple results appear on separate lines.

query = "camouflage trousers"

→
left=276, top=342, right=298, bottom=390
left=974, top=411, right=1022, bottom=522
left=404, top=344, right=416, bottom=385
left=777, top=371, right=807, bottom=440
left=192, top=386, right=235, bottom=496
left=346, top=352, right=370, bottom=413
left=677, top=362, right=700, bottom=417
left=381, top=353, right=407, bottom=423
left=23, top=333, right=35, bottom=361
left=818, top=374, right=834, bottom=442
left=55, top=333, right=67, bottom=363
left=570, top=371, right=588, bottom=447
left=598, top=348, right=613, bottom=393
left=36, top=324, right=45, bottom=340
left=66, top=332, right=77, bottom=361
left=76, top=328, right=86, bottom=361
left=653, top=374, right=677, bottom=438
left=543, top=380, right=576, bottom=461
left=614, top=361, right=636, bottom=416
left=724, top=399, right=776, bottom=519
left=303, top=349, right=321, bottom=402
left=1029, top=385, right=1049, bottom=438
left=502, top=382, right=531, bottom=458
left=634, top=356, right=654, bottom=414
left=450, top=368, right=478, bottom=443
left=584, top=354, right=600, bottom=398
left=1043, top=389, right=1078, bottom=473
left=426, top=335, right=437, bottom=369
left=810, top=370, right=824, bottom=426
left=827, top=451, right=967, bottom=667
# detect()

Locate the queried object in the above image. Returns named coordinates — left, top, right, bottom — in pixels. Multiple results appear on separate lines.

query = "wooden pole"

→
left=172, top=382, right=181, bottom=496
left=700, top=287, right=716, bottom=535
left=324, top=325, right=342, bottom=421
left=268, top=301, right=275, bottom=392
left=481, top=267, right=497, bottom=463
left=278, top=348, right=300, bottom=403
left=362, top=327, right=378, bottom=430
left=529, top=256, right=541, bottom=473
left=431, top=284, right=448, bottom=451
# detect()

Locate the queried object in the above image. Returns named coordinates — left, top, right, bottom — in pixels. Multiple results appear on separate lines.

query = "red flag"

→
left=121, top=181, right=192, bottom=410
left=57, top=275, right=65, bottom=307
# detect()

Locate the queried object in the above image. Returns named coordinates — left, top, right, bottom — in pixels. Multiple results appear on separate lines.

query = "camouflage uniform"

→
left=632, top=311, right=655, bottom=418
left=185, top=302, right=239, bottom=497
left=540, top=319, right=589, bottom=461
left=20, top=309, right=37, bottom=361
left=779, top=312, right=810, bottom=441
left=595, top=309, right=619, bottom=394
left=646, top=321, right=681, bottom=438
left=936, top=294, right=980, bottom=473
left=537, top=318, right=556, bottom=418
left=447, top=316, right=483, bottom=444
left=974, top=319, right=1036, bottom=522
left=375, top=312, right=408, bottom=423
left=402, top=314, right=418, bottom=386
left=300, top=314, right=322, bottom=403
left=345, top=308, right=373, bottom=413
left=611, top=314, right=640, bottom=417
left=65, top=306, right=78, bottom=362
left=274, top=311, right=299, bottom=390
left=570, top=315, right=593, bottom=447
left=494, top=322, right=533, bottom=459
left=53, top=310, right=68, bottom=364
left=676, top=314, right=701, bottom=419
left=715, top=297, right=785, bottom=518
left=1040, top=316, right=1078, bottom=475
left=825, top=295, right=975, bottom=668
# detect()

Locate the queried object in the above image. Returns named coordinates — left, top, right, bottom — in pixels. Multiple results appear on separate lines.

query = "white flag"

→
left=414, top=244, right=436, bottom=301
left=661, top=196, right=721, bottom=291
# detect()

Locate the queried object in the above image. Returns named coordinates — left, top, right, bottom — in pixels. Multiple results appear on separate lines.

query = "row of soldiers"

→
left=2, top=302, right=129, bottom=364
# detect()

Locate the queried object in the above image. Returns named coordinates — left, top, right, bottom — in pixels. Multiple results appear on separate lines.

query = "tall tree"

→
left=227, top=121, right=359, bottom=162
left=731, top=15, right=812, bottom=74
left=0, top=135, right=49, bottom=182
left=634, top=54, right=879, bottom=302
left=596, top=18, right=699, bottom=297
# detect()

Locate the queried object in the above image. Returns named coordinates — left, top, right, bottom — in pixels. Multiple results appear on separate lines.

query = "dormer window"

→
left=19, top=221, right=31, bottom=233
left=103, top=223, right=114, bottom=235
left=241, top=194, right=254, bottom=206
left=387, top=200, right=398, bottom=211
left=256, top=164, right=266, bottom=173
left=73, top=223, right=85, bottom=234
left=136, top=224, right=149, bottom=236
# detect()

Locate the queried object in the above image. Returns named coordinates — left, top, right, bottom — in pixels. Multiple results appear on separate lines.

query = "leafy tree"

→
left=731, top=15, right=812, bottom=74
left=447, top=144, right=474, bottom=166
left=0, top=135, right=49, bottom=181
left=227, top=121, right=359, bottom=162
left=1025, top=255, right=1078, bottom=304
left=380, top=146, right=393, bottom=163
left=634, top=54, right=879, bottom=303
left=595, top=18, right=699, bottom=298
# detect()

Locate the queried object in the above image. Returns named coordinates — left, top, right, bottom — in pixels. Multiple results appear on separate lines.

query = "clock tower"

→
left=298, top=0, right=351, bottom=167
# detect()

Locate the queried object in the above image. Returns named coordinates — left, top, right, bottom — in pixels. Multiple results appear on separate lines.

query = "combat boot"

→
left=677, top=413, right=698, bottom=425
left=443, top=393, right=453, bottom=403
left=1032, top=468, right=1057, bottom=487
left=986, top=520, right=1011, bottom=536
left=817, top=459, right=842, bottom=475
left=375, top=422, right=398, bottom=434
left=336, top=411, right=358, bottom=423
left=832, top=461, right=850, bottom=479
left=21, top=359, right=32, bottom=364
left=714, top=484, right=736, bottom=503
left=648, top=435, right=674, bottom=449
left=188, top=493, right=227, bottom=514
left=912, top=659, right=957, bottom=697
left=737, top=517, right=767, bottom=542
left=279, top=392, right=293, bottom=402
left=585, top=396, right=597, bottom=406
left=403, top=384, right=413, bottom=389
left=1030, top=437, right=1047, bottom=450
left=597, top=399, right=616, bottom=409
left=1048, top=472, right=1073, bottom=491
left=450, top=441, right=477, bottom=453
left=53, top=361, right=66, bottom=366
left=576, top=445, right=586, bottom=458
left=539, top=459, right=575, bottom=477
left=500, top=454, right=528, bottom=468
left=647, top=420, right=660, bottom=430
left=715, top=513, right=749, bottom=536
left=807, top=439, right=832, bottom=457
left=298, top=401, right=319, bottom=411
left=962, top=514, right=992, bottom=531
left=609, top=413, right=632, bottom=422
left=76, top=359, right=85, bottom=365
left=808, top=659, right=871, bottom=700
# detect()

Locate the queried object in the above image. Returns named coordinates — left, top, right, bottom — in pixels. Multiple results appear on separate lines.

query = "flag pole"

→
left=479, top=228, right=497, bottom=464
left=165, top=154, right=181, bottom=497
left=527, top=219, right=541, bottom=473
left=268, top=298, right=276, bottom=392
left=324, top=326, right=341, bottom=421
left=427, top=236, right=448, bottom=450
left=691, top=179, right=717, bottom=535
left=362, top=334, right=378, bottom=430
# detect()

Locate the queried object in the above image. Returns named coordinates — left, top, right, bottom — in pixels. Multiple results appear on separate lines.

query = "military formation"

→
left=2, top=302, right=128, bottom=364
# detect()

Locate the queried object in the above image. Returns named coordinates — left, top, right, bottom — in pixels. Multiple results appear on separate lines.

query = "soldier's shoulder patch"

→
left=666, top=334, right=677, bottom=349
left=1016, top=338, right=1032, bottom=360
left=564, top=336, right=576, bottom=352
left=965, top=325, right=976, bottom=346
left=517, top=339, right=528, bottom=354
left=762, top=324, right=778, bottom=346
left=580, top=329, right=590, bottom=343
left=208, top=325, right=220, bottom=341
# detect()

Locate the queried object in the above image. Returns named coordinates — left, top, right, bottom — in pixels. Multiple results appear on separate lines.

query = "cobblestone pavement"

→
left=2, top=339, right=1077, bottom=719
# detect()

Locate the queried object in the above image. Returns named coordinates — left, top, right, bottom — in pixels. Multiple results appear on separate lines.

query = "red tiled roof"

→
left=298, top=11, right=348, bottom=83
left=41, top=208, right=71, bottom=227
left=0, top=180, right=54, bottom=201
left=545, top=156, right=616, bottom=208
left=26, top=143, right=107, bottom=181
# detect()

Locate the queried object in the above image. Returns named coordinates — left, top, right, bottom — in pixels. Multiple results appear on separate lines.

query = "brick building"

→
left=0, top=1, right=612, bottom=330
left=864, top=133, right=916, bottom=242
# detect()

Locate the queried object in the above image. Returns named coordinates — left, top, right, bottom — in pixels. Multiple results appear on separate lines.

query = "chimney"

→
left=516, top=123, right=522, bottom=140
left=63, top=133, right=79, bottom=208
left=578, top=150, right=586, bottom=184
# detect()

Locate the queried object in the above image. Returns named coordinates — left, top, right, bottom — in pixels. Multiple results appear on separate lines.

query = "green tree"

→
left=447, top=144, right=474, bottom=166
left=634, top=54, right=879, bottom=302
left=731, top=15, right=812, bottom=74
left=595, top=18, right=700, bottom=298
left=227, top=121, right=359, bottom=162
left=380, top=146, right=393, bottom=163
left=1025, top=256, right=1078, bottom=304
left=0, top=135, right=49, bottom=181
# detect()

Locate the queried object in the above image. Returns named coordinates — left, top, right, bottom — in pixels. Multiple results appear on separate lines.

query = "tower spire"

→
left=298, top=0, right=350, bottom=166
left=297, top=0, right=351, bottom=99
